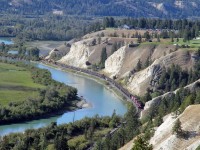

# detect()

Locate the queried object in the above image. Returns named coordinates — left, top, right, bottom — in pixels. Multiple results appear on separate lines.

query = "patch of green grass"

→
left=174, top=38, right=200, bottom=49
left=0, top=62, right=45, bottom=106
left=0, top=90, right=39, bottom=106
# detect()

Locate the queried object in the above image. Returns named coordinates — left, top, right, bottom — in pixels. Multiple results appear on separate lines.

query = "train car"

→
left=131, top=95, right=144, bottom=109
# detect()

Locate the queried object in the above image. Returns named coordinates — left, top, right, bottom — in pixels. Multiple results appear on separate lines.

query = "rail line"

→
left=43, top=60, right=144, bottom=112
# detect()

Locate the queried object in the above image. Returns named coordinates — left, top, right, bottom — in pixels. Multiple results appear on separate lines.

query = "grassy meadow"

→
left=0, top=62, right=45, bottom=106
left=173, top=38, right=200, bottom=49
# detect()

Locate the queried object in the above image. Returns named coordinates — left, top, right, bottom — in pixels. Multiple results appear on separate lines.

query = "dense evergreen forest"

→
left=0, top=15, right=94, bottom=41
left=0, top=15, right=200, bottom=42
left=1, top=0, right=200, bottom=18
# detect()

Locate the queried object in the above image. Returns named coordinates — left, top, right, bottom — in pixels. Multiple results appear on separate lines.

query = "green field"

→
left=0, top=63, right=45, bottom=106
left=174, top=38, right=200, bottom=49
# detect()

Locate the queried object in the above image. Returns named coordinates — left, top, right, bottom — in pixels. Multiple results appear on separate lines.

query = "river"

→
left=0, top=39, right=127, bottom=136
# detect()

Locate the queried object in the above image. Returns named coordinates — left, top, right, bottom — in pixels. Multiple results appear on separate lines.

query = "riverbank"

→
left=0, top=60, right=82, bottom=125
left=40, top=61, right=129, bottom=105
left=0, top=59, right=127, bottom=136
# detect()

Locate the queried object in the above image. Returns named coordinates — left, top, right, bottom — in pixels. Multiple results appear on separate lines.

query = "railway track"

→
left=44, top=60, right=144, bottom=112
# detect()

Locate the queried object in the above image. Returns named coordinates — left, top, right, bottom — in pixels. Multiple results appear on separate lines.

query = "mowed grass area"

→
left=0, top=63, right=45, bottom=106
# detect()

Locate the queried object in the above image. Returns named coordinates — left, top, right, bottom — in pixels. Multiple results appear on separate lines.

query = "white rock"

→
left=104, top=46, right=126, bottom=77
left=59, top=39, right=94, bottom=68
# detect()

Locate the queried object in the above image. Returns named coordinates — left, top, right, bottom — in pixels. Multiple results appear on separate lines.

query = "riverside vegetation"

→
left=0, top=105, right=137, bottom=150
left=1, top=14, right=200, bottom=149
left=0, top=60, right=77, bottom=124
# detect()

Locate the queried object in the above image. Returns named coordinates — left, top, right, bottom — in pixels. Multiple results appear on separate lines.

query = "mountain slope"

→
left=1, top=0, right=200, bottom=18
left=150, top=105, right=200, bottom=150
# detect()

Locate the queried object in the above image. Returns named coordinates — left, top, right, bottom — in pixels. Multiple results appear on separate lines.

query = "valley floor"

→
left=0, top=62, right=44, bottom=105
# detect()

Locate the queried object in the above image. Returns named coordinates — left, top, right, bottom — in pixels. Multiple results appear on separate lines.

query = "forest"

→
left=0, top=15, right=94, bottom=41
left=0, top=16, right=199, bottom=43
left=139, top=48, right=200, bottom=103
left=0, top=104, right=141, bottom=150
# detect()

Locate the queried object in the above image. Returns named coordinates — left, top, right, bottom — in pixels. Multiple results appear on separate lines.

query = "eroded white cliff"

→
left=127, top=50, right=193, bottom=96
left=58, top=39, right=95, bottom=68
left=150, top=105, right=200, bottom=150
left=104, top=46, right=127, bottom=77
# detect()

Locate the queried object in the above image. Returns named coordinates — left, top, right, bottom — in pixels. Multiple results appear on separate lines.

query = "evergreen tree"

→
left=144, top=57, right=151, bottom=68
left=172, top=119, right=183, bottom=137
left=111, top=42, right=118, bottom=54
left=154, top=115, right=163, bottom=127
left=136, top=59, right=142, bottom=71
left=125, top=105, right=140, bottom=141
left=157, top=35, right=160, bottom=42
left=137, top=34, right=142, bottom=43
left=1, top=42, right=5, bottom=53
left=54, top=133, right=68, bottom=150
left=132, top=136, right=153, bottom=150
left=100, top=47, right=107, bottom=69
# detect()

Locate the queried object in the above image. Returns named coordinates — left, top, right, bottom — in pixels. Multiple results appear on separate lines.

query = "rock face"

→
left=59, top=39, right=93, bottom=68
left=58, top=37, right=113, bottom=68
left=104, top=44, right=177, bottom=78
left=150, top=105, right=200, bottom=150
left=45, top=41, right=73, bottom=60
left=104, top=46, right=126, bottom=77
left=45, top=47, right=69, bottom=60
left=127, top=50, right=194, bottom=96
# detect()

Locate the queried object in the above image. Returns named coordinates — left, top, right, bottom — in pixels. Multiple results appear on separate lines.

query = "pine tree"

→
left=54, top=133, right=68, bottom=150
left=111, top=42, right=118, bottom=54
left=100, top=47, right=107, bottom=69
left=132, top=136, right=153, bottom=150
left=172, top=119, right=183, bottom=137
left=137, top=34, right=142, bottom=43
left=1, top=42, right=5, bottom=53
left=136, top=59, right=142, bottom=71
left=157, top=35, right=160, bottom=42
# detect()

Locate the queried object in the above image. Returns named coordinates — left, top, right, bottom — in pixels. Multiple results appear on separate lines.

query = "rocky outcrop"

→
left=58, top=39, right=94, bottom=68
left=44, top=41, right=73, bottom=60
left=150, top=105, right=200, bottom=150
left=45, top=47, right=70, bottom=61
left=76, top=99, right=92, bottom=109
left=127, top=50, right=194, bottom=96
left=104, top=46, right=126, bottom=77
left=58, top=37, right=113, bottom=68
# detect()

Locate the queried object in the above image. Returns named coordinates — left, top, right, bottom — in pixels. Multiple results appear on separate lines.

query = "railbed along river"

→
left=0, top=61, right=127, bottom=136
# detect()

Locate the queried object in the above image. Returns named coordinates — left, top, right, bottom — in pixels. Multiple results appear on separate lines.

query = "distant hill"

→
left=1, top=0, right=200, bottom=18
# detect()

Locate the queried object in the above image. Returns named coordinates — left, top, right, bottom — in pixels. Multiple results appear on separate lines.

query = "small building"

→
left=119, top=24, right=131, bottom=30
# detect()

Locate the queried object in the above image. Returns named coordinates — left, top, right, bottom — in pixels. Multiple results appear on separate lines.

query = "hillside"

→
left=1, top=0, right=200, bottom=18
left=151, top=105, right=200, bottom=150
left=47, top=28, right=199, bottom=97
left=119, top=105, right=200, bottom=150
left=35, top=27, right=200, bottom=149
